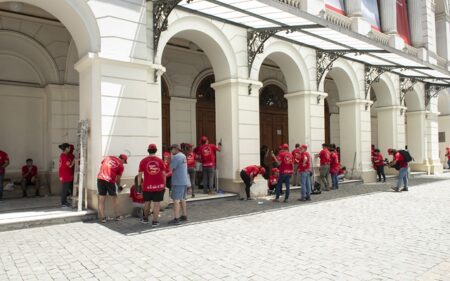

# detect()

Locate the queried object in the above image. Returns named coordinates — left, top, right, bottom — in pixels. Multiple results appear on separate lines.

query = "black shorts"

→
left=97, top=179, right=117, bottom=196
left=143, top=190, right=165, bottom=202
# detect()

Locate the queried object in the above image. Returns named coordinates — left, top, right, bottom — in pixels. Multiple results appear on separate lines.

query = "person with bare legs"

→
left=168, top=144, right=189, bottom=225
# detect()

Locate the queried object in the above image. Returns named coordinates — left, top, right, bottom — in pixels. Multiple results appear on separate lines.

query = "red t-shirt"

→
left=446, top=150, right=450, bottom=160
left=59, top=153, right=74, bottom=183
left=129, top=186, right=144, bottom=204
left=199, top=144, right=218, bottom=167
left=0, top=150, right=9, bottom=175
left=244, top=165, right=260, bottom=180
left=186, top=152, right=196, bottom=168
left=268, top=174, right=279, bottom=186
left=298, top=152, right=311, bottom=173
left=22, top=165, right=38, bottom=181
left=330, top=152, right=340, bottom=173
left=319, top=149, right=331, bottom=166
left=373, top=154, right=384, bottom=167
left=163, top=152, right=172, bottom=178
left=395, top=152, right=408, bottom=168
left=139, top=155, right=166, bottom=192
left=277, top=151, right=294, bottom=175
left=97, top=156, right=124, bottom=183
left=291, top=148, right=302, bottom=164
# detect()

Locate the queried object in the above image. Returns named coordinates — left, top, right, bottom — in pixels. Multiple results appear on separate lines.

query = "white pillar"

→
left=285, top=91, right=327, bottom=155
left=336, top=99, right=375, bottom=182
left=426, top=99, right=443, bottom=174
left=406, top=110, right=427, bottom=171
left=211, top=79, right=262, bottom=193
left=408, top=0, right=425, bottom=47
left=379, top=0, right=397, bottom=34
left=346, top=0, right=362, bottom=17
left=75, top=53, right=165, bottom=213
left=376, top=106, right=406, bottom=154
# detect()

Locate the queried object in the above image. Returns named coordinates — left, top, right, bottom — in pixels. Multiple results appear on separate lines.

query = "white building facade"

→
left=0, top=0, right=449, bottom=211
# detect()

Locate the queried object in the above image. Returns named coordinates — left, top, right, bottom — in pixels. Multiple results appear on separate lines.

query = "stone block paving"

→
left=1, top=175, right=450, bottom=280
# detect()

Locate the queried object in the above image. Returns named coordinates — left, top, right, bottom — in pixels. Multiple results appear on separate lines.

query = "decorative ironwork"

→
left=248, top=28, right=293, bottom=74
left=316, top=51, right=346, bottom=88
left=153, top=0, right=193, bottom=56
left=260, top=84, right=287, bottom=111
left=399, top=77, right=417, bottom=106
left=424, top=83, right=447, bottom=108
left=364, top=66, right=398, bottom=99
left=196, top=74, right=215, bottom=103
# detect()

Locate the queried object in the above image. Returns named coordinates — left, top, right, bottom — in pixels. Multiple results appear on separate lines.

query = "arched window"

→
left=259, top=84, right=287, bottom=111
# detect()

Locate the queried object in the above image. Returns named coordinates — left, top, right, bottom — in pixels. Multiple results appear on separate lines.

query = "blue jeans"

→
left=396, top=167, right=408, bottom=189
left=447, top=160, right=450, bottom=169
left=202, top=167, right=215, bottom=192
left=0, top=173, right=3, bottom=199
left=331, top=173, right=338, bottom=189
left=276, top=174, right=291, bottom=200
left=300, top=172, right=311, bottom=199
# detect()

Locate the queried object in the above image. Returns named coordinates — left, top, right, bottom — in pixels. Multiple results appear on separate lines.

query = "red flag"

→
left=397, top=0, right=411, bottom=45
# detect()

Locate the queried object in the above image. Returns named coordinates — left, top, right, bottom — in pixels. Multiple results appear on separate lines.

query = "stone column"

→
left=75, top=53, right=166, bottom=214
left=346, top=0, right=362, bottom=17
left=408, top=0, right=425, bottom=47
left=336, top=99, right=375, bottom=182
left=406, top=110, right=427, bottom=171
left=426, top=99, right=443, bottom=174
left=211, top=79, right=263, bottom=195
left=285, top=91, right=327, bottom=155
left=375, top=106, right=405, bottom=154
left=379, top=0, right=397, bottom=34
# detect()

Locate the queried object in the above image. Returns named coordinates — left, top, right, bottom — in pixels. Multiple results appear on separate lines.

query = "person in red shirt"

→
left=267, top=168, right=279, bottom=195
left=183, top=143, right=197, bottom=198
left=129, top=175, right=144, bottom=219
left=315, top=143, right=331, bottom=191
left=271, top=143, right=293, bottom=203
left=445, top=147, right=450, bottom=169
left=21, top=158, right=40, bottom=197
left=291, top=144, right=302, bottom=187
left=373, top=148, right=386, bottom=182
left=389, top=148, right=409, bottom=192
left=163, top=150, right=172, bottom=190
left=0, top=150, right=10, bottom=200
left=198, top=136, right=221, bottom=195
left=329, top=147, right=340, bottom=190
left=97, top=154, right=127, bottom=222
left=59, top=143, right=75, bottom=207
left=138, top=144, right=166, bottom=226
left=298, top=144, right=312, bottom=201
left=239, top=165, right=265, bottom=200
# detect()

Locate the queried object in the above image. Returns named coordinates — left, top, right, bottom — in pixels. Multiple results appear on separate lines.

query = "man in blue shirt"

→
left=169, top=144, right=190, bottom=225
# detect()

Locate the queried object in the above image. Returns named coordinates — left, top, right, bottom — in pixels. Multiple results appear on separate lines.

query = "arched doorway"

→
left=259, top=84, right=288, bottom=151
left=196, top=74, right=216, bottom=144
left=161, top=77, right=170, bottom=148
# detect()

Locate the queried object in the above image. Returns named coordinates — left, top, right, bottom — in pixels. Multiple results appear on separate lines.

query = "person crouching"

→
left=239, top=165, right=265, bottom=200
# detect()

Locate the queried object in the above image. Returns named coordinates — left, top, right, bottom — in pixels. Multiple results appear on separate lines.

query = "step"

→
left=0, top=207, right=96, bottom=232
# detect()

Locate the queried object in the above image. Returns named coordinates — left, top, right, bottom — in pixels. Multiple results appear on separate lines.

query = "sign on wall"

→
left=362, top=0, right=381, bottom=30
left=397, top=0, right=411, bottom=45
left=325, top=0, right=345, bottom=15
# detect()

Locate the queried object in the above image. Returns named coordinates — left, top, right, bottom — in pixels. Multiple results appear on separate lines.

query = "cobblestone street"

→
left=1, top=175, right=450, bottom=281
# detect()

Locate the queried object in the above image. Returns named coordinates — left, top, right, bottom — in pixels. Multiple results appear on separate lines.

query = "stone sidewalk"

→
left=0, top=175, right=450, bottom=280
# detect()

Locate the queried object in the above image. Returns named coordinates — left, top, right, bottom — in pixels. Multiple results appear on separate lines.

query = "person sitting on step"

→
left=21, top=158, right=40, bottom=197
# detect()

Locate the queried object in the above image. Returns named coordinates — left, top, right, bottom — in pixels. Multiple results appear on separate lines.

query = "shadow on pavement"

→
left=87, top=175, right=450, bottom=236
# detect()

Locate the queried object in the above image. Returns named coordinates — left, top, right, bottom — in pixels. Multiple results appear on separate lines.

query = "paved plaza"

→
left=1, top=175, right=450, bottom=281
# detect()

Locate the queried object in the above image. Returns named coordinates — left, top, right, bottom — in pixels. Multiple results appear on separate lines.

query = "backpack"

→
left=398, top=150, right=413, bottom=163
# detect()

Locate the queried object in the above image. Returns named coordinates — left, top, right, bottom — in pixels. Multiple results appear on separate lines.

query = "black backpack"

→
left=398, top=150, right=413, bottom=163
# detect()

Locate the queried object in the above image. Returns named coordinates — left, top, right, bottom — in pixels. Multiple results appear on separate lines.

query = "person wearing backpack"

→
left=389, top=149, right=409, bottom=192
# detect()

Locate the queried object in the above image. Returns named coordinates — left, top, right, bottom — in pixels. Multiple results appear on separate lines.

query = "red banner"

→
left=325, top=0, right=345, bottom=15
left=397, top=0, right=411, bottom=45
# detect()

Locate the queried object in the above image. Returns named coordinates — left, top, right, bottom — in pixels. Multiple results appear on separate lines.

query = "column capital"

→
left=336, top=99, right=373, bottom=107
left=375, top=105, right=407, bottom=113
left=405, top=110, right=428, bottom=117
left=285, top=91, right=328, bottom=99
left=211, top=78, right=262, bottom=89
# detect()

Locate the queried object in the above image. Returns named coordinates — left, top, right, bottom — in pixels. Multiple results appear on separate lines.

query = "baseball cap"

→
left=148, top=144, right=157, bottom=150
left=119, top=154, right=128, bottom=163
left=281, top=143, right=289, bottom=150
left=201, top=136, right=208, bottom=142
left=301, top=144, right=308, bottom=149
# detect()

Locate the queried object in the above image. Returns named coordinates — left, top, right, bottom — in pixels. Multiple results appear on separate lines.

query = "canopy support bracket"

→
left=399, top=77, right=418, bottom=106
left=425, top=84, right=447, bottom=108
left=365, top=66, right=398, bottom=100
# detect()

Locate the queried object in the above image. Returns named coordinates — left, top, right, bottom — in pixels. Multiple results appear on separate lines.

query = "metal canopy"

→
left=174, top=0, right=450, bottom=87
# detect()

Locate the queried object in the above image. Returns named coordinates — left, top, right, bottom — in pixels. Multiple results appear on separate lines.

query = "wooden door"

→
left=259, top=84, right=288, bottom=152
left=161, top=78, right=170, bottom=148
left=196, top=74, right=216, bottom=144
left=324, top=99, right=330, bottom=145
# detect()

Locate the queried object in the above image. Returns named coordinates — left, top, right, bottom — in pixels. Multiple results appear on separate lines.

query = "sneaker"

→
left=272, top=198, right=280, bottom=203
left=297, top=198, right=306, bottom=201
left=152, top=221, right=160, bottom=227
left=141, top=217, right=149, bottom=224
left=114, top=216, right=123, bottom=221
left=100, top=218, right=107, bottom=223
left=283, top=199, right=289, bottom=203
left=306, top=197, right=311, bottom=201
left=246, top=197, right=254, bottom=201
left=61, top=203, right=71, bottom=208
left=401, top=187, right=408, bottom=192
left=391, top=186, right=399, bottom=192
left=180, top=215, right=188, bottom=222
left=168, top=218, right=181, bottom=225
